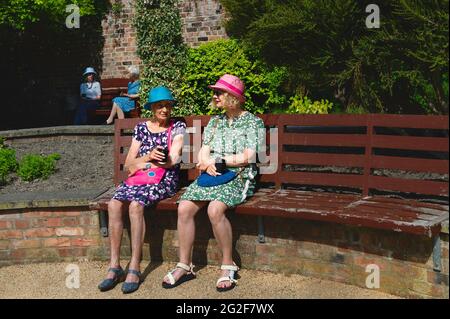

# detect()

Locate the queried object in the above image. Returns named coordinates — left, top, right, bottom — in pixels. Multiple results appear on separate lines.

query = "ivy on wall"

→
left=134, top=0, right=188, bottom=116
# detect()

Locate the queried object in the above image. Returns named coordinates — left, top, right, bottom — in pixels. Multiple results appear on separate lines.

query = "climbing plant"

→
left=134, top=0, right=188, bottom=116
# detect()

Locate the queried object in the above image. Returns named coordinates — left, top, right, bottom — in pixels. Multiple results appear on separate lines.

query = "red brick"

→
left=25, top=212, right=53, bottom=218
left=43, top=238, right=71, bottom=247
left=55, top=227, right=84, bottom=237
left=58, top=247, right=87, bottom=257
left=0, top=230, right=23, bottom=239
left=44, top=217, right=62, bottom=227
left=14, top=220, right=30, bottom=229
left=24, top=228, right=55, bottom=238
left=11, top=249, right=26, bottom=260
left=13, top=239, right=41, bottom=249
left=70, top=238, right=95, bottom=247
left=0, top=240, right=10, bottom=250
left=62, top=218, right=78, bottom=226
left=54, top=211, right=81, bottom=217
left=0, top=221, right=12, bottom=229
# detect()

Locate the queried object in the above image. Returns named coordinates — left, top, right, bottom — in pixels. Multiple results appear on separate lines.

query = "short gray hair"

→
left=128, top=66, right=140, bottom=76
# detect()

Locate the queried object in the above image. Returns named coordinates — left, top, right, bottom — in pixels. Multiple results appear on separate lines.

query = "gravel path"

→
left=0, top=261, right=400, bottom=299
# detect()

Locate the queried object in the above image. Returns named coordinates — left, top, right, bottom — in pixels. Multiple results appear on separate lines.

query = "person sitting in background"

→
left=105, top=66, right=141, bottom=124
left=74, top=67, right=101, bottom=125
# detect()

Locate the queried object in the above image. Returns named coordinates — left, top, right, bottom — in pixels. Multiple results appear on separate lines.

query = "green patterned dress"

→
left=180, top=112, right=265, bottom=207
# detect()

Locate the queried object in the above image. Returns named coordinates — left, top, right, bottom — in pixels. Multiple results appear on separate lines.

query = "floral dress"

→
left=113, top=120, right=186, bottom=206
left=180, top=112, right=265, bottom=207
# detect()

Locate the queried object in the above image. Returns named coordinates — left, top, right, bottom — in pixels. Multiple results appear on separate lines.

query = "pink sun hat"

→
left=208, top=74, right=246, bottom=103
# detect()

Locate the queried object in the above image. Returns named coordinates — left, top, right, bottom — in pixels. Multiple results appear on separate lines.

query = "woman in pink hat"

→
left=162, top=74, right=265, bottom=292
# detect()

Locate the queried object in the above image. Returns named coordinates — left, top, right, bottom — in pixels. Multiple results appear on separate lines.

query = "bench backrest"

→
left=113, top=114, right=449, bottom=200
left=100, top=78, right=129, bottom=109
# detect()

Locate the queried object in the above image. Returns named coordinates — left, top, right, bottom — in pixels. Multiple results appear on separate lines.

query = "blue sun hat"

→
left=144, top=86, right=176, bottom=110
left=82, top=67, right=97, bottom=76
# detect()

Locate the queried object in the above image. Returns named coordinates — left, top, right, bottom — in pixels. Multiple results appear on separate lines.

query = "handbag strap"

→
left=167, top=120, right=174, bottom=151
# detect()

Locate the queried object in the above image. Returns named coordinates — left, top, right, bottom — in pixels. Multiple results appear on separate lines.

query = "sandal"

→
left=98, top=267, right=125, bottom=292
left=162, top=262, right=196, bottom=289
left=121, top=269, right=142, bottom=294
left=216, top=263, right=239, bottom=292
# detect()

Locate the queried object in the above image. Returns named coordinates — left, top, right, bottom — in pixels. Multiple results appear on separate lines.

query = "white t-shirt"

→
left=80, top=81, right=101, bottom=100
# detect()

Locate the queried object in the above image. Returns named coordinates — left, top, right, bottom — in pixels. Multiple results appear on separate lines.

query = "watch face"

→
left=148, top=171, right=156, bottom=177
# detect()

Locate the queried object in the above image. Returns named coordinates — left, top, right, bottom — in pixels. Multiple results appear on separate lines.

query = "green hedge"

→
left=180, top=39, right=288, bottom=115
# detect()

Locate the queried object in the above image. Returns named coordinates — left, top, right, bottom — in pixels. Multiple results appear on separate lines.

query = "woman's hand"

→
left=196, top=157, right=215, bottom=171
left=147, top=146, right=166, bottom=162
left=205, top=163, right=221, bottom=176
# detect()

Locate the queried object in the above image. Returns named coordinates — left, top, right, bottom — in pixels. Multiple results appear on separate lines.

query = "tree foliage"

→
left=0, top=0, right=103, bottom=30
left=221, top=0, right=449, bottom=114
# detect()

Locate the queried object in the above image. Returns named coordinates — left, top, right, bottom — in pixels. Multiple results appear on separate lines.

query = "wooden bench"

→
left=88, top=78, right=141, bottom=124
left=90, top=114, right=449, bottom=271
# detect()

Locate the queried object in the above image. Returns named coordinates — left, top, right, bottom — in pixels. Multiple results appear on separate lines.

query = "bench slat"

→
left=371, top=114, right=449, bottom=129
left=282, top=153, right=365, bottom=167
left=279, top=171, right=364, bottom=189
left=371, top=135, right=449, bottom=152
left=371, top=155, right=449, bottom=174
left=368, top=175, right=449, bottom=196
left=282, top=133, right=367, bottom=147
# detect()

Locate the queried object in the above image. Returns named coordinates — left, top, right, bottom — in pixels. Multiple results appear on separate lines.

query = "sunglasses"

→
left=213, top=90, right=225, bottom=97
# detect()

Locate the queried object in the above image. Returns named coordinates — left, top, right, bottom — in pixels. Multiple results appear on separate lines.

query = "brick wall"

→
left=1, top=208, right=448, bottom=298
left=0, top=209, right=108, bottom=266
left=99, top=0, right=228, bottom=79
left=100, top=0, right=141, bottom=79
left=178, top=0, right=228, bottom=47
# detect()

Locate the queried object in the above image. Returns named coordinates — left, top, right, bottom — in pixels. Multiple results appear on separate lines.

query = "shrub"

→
left=17, top=153, right=61, bottom=182
left=179, top=39, right=288, bottom=115
left=286, top=95, right=333, bottom=114
left=0, top=148, right=18, bottom=184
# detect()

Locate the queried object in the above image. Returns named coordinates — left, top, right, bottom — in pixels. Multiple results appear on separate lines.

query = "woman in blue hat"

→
left=74, top=67, right=102, bottom=125
left=105, top=66, right=141, bottom=124
left=98, top=86, right=186, bottom=294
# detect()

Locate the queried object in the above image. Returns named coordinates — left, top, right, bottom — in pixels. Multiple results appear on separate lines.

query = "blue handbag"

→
left=197, top=169, right=238, bottom=187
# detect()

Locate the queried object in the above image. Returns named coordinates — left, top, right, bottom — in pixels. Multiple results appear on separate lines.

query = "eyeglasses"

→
left=213, top=90, right=225, bottom=97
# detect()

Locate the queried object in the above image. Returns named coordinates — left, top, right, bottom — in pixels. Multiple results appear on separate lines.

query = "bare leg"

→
left=126, top=201, right=145, bottom=283
left=116, top=104, right=125, bottom=119
left=105, top=199, right=127, bottom=279
left=163, top=200, right=207, bottom=284
left=106, top=103, right=119, bottom=124
left=207, top=201, right=234, bottom=289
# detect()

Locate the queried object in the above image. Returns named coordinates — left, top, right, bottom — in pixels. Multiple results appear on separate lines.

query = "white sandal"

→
left=162, top=262, right=196, bottom=289
left=216, top=263, right=239, bottom=292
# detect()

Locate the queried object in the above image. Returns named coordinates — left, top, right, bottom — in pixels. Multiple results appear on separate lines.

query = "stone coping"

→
left=0, top=125, right=114, bottom=139
left=0, top=188, right=109, bottom=211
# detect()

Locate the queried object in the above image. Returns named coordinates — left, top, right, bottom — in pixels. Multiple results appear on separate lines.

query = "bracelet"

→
left=145, top=163, right=151, bottom=169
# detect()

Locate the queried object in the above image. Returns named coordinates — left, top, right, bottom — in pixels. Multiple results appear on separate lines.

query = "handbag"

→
left=197, top=169, right=239, bottom=187
left=124, top=120, right=173, bottom=186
